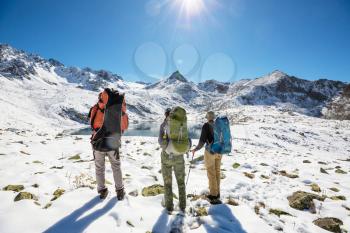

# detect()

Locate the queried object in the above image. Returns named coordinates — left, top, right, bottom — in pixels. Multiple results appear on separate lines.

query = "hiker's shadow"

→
left=152, top=210, right=171, bottom=233
left=204, top=204, right=247, bottom=233
left=43, top=196, right=117, bottom=233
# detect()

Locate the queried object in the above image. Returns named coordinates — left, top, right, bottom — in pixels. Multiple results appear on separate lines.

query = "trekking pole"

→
left=186, top=151, right=194, bottom=187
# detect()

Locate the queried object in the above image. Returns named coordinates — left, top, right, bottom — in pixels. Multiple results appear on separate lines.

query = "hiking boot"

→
left=206, top=194, right=217, bottom=201
left=166, top=207, right=174, bottom=215
left=116, top=188, right=125, bottom=200
left=209, top=198, right=222, bottom=205
left=98, top=188, right=109, bottom=199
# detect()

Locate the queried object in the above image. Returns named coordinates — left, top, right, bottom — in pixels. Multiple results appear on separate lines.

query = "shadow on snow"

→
left=152, top=209, right=171, bottom=233
left=151, top=204, right=247, bottom=233
left=204, top=204, right=247, bottom=233
left=43, top=196, right=117, bottom=233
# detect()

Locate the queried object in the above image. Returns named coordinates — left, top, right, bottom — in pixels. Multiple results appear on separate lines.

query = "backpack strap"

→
left=207, top=122, right=214, bottom=144
left=90, top=104, right=103, bottom=130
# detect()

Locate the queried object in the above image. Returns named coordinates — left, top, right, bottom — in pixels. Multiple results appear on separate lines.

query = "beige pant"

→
left=204, top=149, right=222, bottom=196
left=93, top=149, right=123, bottom=192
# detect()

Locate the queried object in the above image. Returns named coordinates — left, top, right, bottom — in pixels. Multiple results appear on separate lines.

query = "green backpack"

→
left=165, top=107, right=190, bottom=155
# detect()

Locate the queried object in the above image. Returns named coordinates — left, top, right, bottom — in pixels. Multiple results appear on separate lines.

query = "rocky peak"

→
left=167, top=71, right=188, bottom=83
left=270, top=70, right=288, bottom=78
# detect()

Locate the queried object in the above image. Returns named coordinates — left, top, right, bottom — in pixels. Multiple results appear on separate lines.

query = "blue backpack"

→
left=210, top=116, right=232, bottom=154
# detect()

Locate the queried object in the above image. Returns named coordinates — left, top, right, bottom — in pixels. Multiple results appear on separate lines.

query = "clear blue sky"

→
left=0, top=0, right=349, bottom=83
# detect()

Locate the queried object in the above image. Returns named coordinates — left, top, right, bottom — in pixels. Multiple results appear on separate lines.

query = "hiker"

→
left=88, top=88, right=129, bottom=200
left=191, top=111, right=232, bottom=204
left=159, top=107, right=191, bottom=213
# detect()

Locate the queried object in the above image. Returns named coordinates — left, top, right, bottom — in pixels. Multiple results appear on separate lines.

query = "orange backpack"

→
left=88, top=90, right=129, bottom=133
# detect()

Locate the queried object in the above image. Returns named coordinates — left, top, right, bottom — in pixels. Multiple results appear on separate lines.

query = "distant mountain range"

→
left=0, top=43, right=349, bottom=131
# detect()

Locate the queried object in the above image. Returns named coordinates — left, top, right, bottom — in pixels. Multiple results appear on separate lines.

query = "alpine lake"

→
left=69, top=122, right=202, bottom=139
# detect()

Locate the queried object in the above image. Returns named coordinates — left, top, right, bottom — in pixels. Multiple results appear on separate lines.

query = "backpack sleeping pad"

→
left=91, top=88, right=124, bottom=152
left=210, top=116, right=232, bottom=154
left=165, top=107, right=190, bottom=155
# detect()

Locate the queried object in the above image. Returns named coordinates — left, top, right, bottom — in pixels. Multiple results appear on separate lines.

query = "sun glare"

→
left=176, top=0, right=205, bottom=16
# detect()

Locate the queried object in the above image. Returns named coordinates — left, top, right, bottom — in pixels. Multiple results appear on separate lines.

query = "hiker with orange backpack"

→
left=88, top=88, right=129, bottom=199
left=191, top=111, right=232, bottom=204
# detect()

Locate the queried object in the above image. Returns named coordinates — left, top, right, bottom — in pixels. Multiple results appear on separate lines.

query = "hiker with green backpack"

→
left=191, top=111, right=232, bottom=204
left=158, top=107, right=191, bottom=214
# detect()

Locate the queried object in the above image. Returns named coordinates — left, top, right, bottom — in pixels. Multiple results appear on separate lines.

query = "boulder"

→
left=194, top=207, right=208, bottom=216
left=68, top=154, right=81, bottom=160
left=330, top=196, right=346, bottom=201
left=269, top=208, right=292, bottom=217
left=279, top=170, right=299, bottom=178
left=335, top=169, right=347, bottom=174
left=43, top=203, right=52, bottom=209
left=232, top=163, right=240, bottom=168
left=313, top=217, right=343, bottom=233
left=3, top=185, right=24, bottom=192
left=320, top=168, right=329, bottom=174
left=244, top=172, right=255, bottom=179
left=51, top=188, right=65, bottom=201
left=142, top=184, right=164, bottom=196
left=311, top=183, right=321, bottom=192
left=260, top=174, right=270, bottom=179
left=226, top=198, right=239, bottom=206
left=329, top=187, right=339, bottom=192
left=14, top=192, right=37, bottom=202
left=287, top=191, right=325, bottom=212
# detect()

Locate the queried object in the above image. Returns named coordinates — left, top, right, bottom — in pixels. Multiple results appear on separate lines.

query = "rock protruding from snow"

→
left=287, top=191, right=325, bottom=212
left=313, top=217, right=343, bottom=233
left=198, top=79, right=230, bottom=94
left=323, top=84, right=350, bottom=120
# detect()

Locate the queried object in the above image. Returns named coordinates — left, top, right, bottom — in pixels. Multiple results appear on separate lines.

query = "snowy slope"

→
left=0, top=106, right=349, bottom=233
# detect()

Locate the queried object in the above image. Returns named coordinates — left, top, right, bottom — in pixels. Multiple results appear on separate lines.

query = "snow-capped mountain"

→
left=0, top=44, right=123, bottom=91
left=0, top=44, right=348, bottom=134
left=220, top=70, right=346, bottom=116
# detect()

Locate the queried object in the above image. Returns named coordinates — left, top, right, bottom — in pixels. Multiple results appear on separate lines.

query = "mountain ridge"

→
left=0, top=43, right=348, bottom=130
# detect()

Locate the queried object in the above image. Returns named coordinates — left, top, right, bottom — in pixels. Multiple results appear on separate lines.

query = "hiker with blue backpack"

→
left=191, top=111, right=232, bottom=204
left=158, top=107, right=191, bottom=214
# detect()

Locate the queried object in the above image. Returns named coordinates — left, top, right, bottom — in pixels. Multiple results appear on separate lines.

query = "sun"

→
left=176, top=0, right=205, bottom=17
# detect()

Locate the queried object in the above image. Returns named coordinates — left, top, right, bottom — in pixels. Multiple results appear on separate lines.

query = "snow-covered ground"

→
left=0, top=106, right=349, bottom=233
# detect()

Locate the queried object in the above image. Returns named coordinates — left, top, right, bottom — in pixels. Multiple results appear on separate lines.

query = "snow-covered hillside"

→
left=0, top=107, right=349, bottom=233
left=1, top=44, right=350, bottom=233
